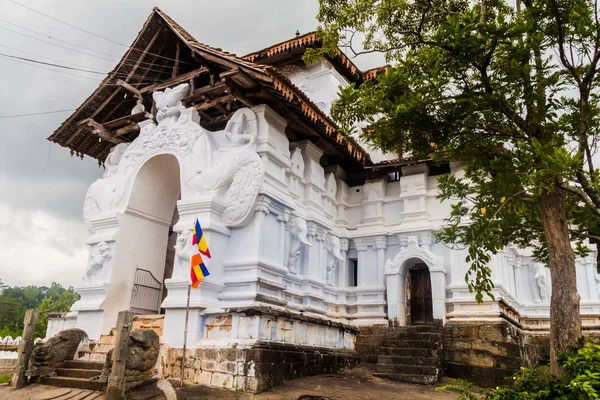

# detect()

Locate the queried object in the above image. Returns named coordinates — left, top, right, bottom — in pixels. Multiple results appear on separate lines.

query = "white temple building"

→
left=45, top=8, right=600, bottom=391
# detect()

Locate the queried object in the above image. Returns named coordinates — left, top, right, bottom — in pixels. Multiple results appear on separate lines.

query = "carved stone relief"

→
left=290, top=147, right=305, bottom=178
left=152, top=83, right=188, bottom=123
left=385, top=234, right=443, bottom=273
left=173, top=230, right=195, bottom=279
left=83, top=143, right=130, bottom=223
left=84, top=241, right=112, bottom=283
left=280, top=64, right=330, bottom=113
left=188, top=108, right=264, bottom=227
left=287, top=217, right=311, bottom=274
left=324, top=173, right=337, bottom=200
left=325, top=235, right=344, bottom=286
left=533, top=262, right=549, bottom=303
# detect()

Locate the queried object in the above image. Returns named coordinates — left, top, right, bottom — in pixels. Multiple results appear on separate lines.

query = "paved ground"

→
left=0, top=366, right=459, bottom=400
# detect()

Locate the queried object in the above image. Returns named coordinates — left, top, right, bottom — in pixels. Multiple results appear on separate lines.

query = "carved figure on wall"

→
left=83, top=143, right=130, bottom=223
left=595, top=273, right=600, bottom=301
left=287, top=217, right=311, bottom=274
left=189, top=108, right=264, bottom=227
left=325, top=235, right=344, bottom=285
left=406, top=235, right=419, bottom=247
left=173, top=230, right=195, bottom=279
left=152, top=83, right=188, bottom=123
left=533, top=262, right=549, bottom=303
left=84, top=241, right=112, bottom=283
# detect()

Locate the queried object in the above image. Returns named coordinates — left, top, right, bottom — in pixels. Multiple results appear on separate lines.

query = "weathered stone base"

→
left=163, top=343, right=359, bottom=393
left=443, top=320, right=548, bottom=387
left=356, top=319, right=553, bottom=388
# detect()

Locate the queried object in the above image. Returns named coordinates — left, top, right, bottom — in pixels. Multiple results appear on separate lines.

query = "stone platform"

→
left=162, top=306, right=359, bottom=392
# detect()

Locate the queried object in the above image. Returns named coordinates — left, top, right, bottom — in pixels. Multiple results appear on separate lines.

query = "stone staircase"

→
left=38, top=360, right=104, bottom=391
left=373, top=326, right=443, bottom=384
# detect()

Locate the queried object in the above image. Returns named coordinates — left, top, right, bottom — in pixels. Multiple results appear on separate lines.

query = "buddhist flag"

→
left=190, top=253, right=210, bottom=289
left=192, top=219, right=211, bottom=258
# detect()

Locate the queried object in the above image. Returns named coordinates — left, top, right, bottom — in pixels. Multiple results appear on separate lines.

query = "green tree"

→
left=308, top=0, right=600, bottom=374
left=36, top=283, right=80, bottom=338
left=0, top=282, right=80, bottom=338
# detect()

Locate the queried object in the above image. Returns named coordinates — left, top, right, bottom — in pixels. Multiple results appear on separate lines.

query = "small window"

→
left=387, top=171, right=400, bottom=182
left=348, top=258, right=358, bottom=287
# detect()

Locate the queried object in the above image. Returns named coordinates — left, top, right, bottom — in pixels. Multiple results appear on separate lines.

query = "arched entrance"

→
left=384, top=236, right=446, bottom=326
left=407, top=262, right=433, bottom=324
left=100, top=154, right=181, bottom=329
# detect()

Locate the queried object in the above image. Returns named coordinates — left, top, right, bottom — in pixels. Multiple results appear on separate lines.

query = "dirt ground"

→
left=171, top=365, right=458, bottom=400
left=0, top=365, right=460, bottom=400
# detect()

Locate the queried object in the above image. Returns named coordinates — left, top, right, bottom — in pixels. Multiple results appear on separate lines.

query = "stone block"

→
left=194, top=370, right=212, bottom=386
left=201, top=360, right=215, bottom=371
left=214, top=361, right=237, bottom=374
left=219, top=348, right=239, bottom=362
left=211, top=372, right=234, bottom=389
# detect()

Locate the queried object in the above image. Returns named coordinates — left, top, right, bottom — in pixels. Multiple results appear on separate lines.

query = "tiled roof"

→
left=48, top=8, right=371, bottom=167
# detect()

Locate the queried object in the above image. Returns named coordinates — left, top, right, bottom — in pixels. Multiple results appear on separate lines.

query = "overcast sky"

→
left=0, top=0, right=384, bottom=288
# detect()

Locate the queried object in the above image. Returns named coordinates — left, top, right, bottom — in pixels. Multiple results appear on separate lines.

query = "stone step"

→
left=39, top=376, right=104, bottom=391
left=377, top=355, right=440, bottom=366
left=373, top=372, right=439, bottom=385
left=376, top=363, right=440, bottom=376
left=381, top=339, right=441, bottom=349
left=380, top=347, right=439, bottom=358
left=76, top=351, right=108, bottom=362
left=56, top=367, right=100, bottom=379
left=64, top=360, right=105, bottom=370
left=375, top=371, right=440, bottom=385
left=383, top=332, right=443, bottom=341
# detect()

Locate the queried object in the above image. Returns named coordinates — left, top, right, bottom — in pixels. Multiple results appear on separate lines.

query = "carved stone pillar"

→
left=277, top=210, right=290, bottom=268
left=513, top=258, right=523, bottom=301
left=304, top=221, right=320, bottom=281
left=354, top=239, right=369, bottom=287
left=339, top=238, right=349, bottom=289
left=316, top=230, right=327, bottom=281
left=374, top=236, right=387, bottom=286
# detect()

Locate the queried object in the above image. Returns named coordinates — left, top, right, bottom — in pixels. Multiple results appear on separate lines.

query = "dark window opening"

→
left=428, top=162, right=451, bottom=176
left=387, top=171, right=401, bottom=182
left=348, top=258, right=358, bottom=287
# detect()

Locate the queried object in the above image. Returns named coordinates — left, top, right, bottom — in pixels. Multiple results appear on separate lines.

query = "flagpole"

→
left=181, top=283, right=191, bottom=388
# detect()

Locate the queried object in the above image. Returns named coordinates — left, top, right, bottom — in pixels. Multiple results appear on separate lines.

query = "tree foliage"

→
left=307, top=0, right=600, bottom=373
left=439, top=339, right=600, bottom=399
left=0, top=282, right=80, bottom=338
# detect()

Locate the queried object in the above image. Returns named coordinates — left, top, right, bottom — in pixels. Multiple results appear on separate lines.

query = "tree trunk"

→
left=538, top=189, right=582, bottom=374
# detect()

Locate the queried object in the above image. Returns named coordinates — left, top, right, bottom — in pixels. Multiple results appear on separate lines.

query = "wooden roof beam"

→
left=195, top=94, right=236, bottom=111
left=140, top=66, right=209, bottom=94
left=185, top=81, right=227, bottom=103
left=78, top=118, right=122, bottom=144
left=116, top=80, right=142, bottom=99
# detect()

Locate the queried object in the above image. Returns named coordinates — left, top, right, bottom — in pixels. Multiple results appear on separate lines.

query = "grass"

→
left=0, top=374, right=10, bottom=384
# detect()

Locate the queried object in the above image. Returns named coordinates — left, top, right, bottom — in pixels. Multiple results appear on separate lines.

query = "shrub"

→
left=438, top=338, right=600, bottom=399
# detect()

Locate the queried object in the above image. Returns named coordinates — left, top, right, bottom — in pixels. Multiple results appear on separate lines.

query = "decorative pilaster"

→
left=303, top=221, right=321, bottom=281
left=374, top=236, right=387, bottom=286
left=316, top=230, right=328, bottom=281
left=339, top=238, right=349, bottom=289
left=354, top=239, right=369, bottom=287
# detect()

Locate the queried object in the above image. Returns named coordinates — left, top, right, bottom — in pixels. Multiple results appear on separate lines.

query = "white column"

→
left=374, top=236, right=387, bottom=287
left=339, top=238, right=349, bottom=289
left=355, top=239, right=369, bottom=287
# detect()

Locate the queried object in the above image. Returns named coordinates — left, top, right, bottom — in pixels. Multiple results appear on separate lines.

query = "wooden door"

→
left=410, top=267, right=434, bottom=324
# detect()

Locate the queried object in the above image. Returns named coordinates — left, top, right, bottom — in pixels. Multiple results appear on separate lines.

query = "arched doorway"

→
left=101, top=154, right=181, bottom=328
left=407, top=262, right=433, bottom=324
left=384, top=237, right=446, bottom=326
